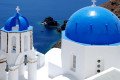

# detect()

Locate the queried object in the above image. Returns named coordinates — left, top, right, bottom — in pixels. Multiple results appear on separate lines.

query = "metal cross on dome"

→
left=92, top=0, right=96, bottom=6
left=16, top=6, right=20, bottom=13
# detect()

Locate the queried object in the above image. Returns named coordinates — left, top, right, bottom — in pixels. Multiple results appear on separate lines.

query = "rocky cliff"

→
left=100, top=0, right=120, bottom=18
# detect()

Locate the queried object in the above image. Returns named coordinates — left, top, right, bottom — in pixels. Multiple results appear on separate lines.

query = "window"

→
left=12, top=20, right=19, bottom=31
left=12, top=26, right=19, bottom=30
left=71, top=55, right=76, bottom=71
left=24, top=36, right=28, bottom=51
left=12, top=37, right=16, bottom=53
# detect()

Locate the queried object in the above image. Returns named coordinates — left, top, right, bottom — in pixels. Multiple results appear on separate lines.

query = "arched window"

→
left=12, top=36, right=16, bottom=53
left=24, top=36, right=28, bottom=51
left=12, top=20, right=19, bottom=31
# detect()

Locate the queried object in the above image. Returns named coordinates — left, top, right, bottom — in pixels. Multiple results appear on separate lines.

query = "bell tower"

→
left=0, top=6, right=37, bottom=80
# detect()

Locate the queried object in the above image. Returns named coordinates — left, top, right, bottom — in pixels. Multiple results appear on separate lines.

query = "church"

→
left=0, top=0, right=120, bottom=80
left=52, top=0, right=120, bottom=80
left=61, top=1, right=120, bottom=80
left=0, top=6, right=44, bottom=80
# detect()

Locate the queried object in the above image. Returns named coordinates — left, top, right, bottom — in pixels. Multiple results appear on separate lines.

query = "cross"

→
left=92, top=0, right=96, bottom=6
left=16, top=6, right=20, bottom=13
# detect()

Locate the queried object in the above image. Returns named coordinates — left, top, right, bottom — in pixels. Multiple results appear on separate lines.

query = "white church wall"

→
left=61, top=35, right=120, bottom=80
left=45, top=48, right=62, bottom=78
left=85, top=67, right=120, bottom=80
left=21, top=31, right=31, bottom=53
left=37, top=53, right=45, bottom=69
left=0, top=53, right=7, bottom=80
left=8, top=33, right=20, bottom=54
left=61, top=39, right=85, bottom=80
left=0, top=62, right=6, bottom=80
left=48, top=62, right=63, bottom=78
left=84, top=46, right=120, bottom=79
left=6, top=33, right=20, bottom=65
left=1, top=31, right=7, bottom=52
left=8, top=65, right=19, bottom=80
left=0, top=6, right=39, bottom=80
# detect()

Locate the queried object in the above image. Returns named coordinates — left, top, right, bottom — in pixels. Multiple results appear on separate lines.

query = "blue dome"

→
left=4, top=13, right=29, bottom=31
left=65, top=6, right=120, bottom=45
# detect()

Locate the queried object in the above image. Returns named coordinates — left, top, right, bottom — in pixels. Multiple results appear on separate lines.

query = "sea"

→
left=0, top=0, right=109, bottom=54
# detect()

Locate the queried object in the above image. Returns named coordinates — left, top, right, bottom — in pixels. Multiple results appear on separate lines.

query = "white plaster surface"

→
left=61, top=38, right=120, bottom=80
left=1, top=48, right=119, bottom=80
left=23, top=48, right=76, bottom=80
left=0, top=62, right=6, bottom=80
left=8, top=69, right=18, bottom=80
left=85, top=67, right=120, bottom=80
left=45, top=48, right=64, bottom=78
left=35, top=48, right=78, bottom=80
left=28, top=61, right=37, bottom=80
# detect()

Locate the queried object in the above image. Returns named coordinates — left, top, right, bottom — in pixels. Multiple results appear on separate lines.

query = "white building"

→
left=61, top=1, right=120, bottom=80
left=37, top=1, right=120, bottom=80
left=0, top=6, right=44, bottom=80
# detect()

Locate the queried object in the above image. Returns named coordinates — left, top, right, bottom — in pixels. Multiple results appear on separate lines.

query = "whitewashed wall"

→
left=8, top=32, right=20, bottom=53
left=0, top=62, right=6, bottom=80
left=1, top=31, right=7, bottom=53
left=61, top=39, right=85, bottom=80
left=21, top=31, right=31, bottom=53
left=62, top=38, right=120, bottom=80
left=84, top=46, right=120, bottom=79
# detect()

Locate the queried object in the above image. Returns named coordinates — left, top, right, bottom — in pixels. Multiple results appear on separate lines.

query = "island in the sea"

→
left=41, top=16, right=60, bottom=27
left=56, top=20, right=68, bottom=33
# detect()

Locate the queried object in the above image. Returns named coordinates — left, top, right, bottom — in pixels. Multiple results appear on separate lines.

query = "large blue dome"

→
left=4, top=13, right=29, bottom=31
left=65, top=6, right=120, bottom=45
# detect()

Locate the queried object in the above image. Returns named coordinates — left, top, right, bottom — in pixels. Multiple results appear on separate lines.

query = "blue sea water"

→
left=0, top=0, right=109, bottom=54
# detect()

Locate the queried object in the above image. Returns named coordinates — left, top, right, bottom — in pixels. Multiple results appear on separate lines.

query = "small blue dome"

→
left=4, top=13, right=29, bottom=31
left=65, top=6, right=120, bottom=45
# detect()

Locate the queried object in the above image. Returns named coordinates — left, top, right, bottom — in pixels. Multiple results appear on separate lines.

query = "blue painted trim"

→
left=62, top=31, right=120, bottom=46
left=1, top=26, right=33, bottom=33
